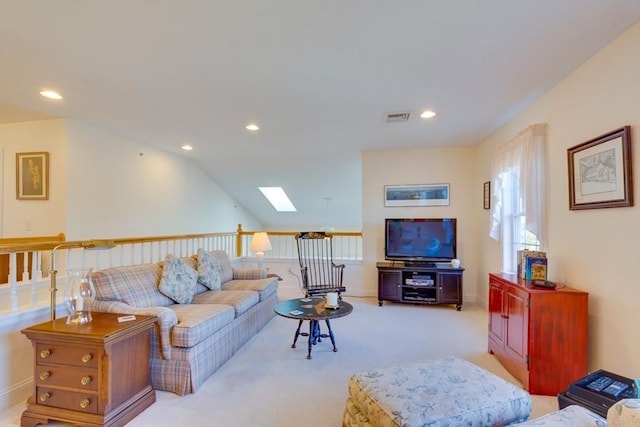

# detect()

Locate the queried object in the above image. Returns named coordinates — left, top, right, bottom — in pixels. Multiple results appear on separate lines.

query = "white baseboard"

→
left=0, top=377, right=30, bottom=414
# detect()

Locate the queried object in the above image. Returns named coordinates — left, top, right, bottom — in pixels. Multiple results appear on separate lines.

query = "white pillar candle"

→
left=326, top=292, right=339, bottom=307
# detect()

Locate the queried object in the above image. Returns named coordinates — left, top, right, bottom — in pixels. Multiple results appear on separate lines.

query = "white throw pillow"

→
left=159, top=254, right=198, bottom=304
left=196, top=248, right=222, bottom=291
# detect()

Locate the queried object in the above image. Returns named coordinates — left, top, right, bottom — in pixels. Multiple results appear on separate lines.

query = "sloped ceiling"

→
left=1, top=1, right=639, bottom=230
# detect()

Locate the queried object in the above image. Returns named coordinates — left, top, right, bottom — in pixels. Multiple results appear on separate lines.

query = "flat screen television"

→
left=385, top=218, right=457, bottom=263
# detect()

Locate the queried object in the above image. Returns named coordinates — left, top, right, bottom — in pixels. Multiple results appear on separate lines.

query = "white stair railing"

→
left=0, top=228, right=361, bottom=317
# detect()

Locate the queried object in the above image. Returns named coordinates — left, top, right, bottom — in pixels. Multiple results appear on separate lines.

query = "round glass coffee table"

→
left=274, top=297, right=353, bottom=359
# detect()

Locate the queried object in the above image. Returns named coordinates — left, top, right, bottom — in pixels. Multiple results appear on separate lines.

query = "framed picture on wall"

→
left=567, top=126, right=632, bottom=210
left=483, top=181, right=491, bottom=209
left=16, top=152, right=49, bottom=200
left=384, top=184, right=450, bottom=207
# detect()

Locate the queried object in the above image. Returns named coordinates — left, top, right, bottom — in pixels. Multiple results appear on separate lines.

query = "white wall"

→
left=0, top=119, right=67, bottom=237
left=0, top=310, right=50, bottom=413
left=362, top=146, right=478, bottom=301
left=1, top=119, right=262, bottom=239
left=475, top=21, right=640, bottom=378
left=65, top=120, right=261, bottom=239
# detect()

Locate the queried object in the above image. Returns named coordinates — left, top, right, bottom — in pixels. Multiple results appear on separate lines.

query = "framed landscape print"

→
left=16, top=152, right=49, bottom=200
left=384, top=184, right=450, bottom=207
left=568, top=126, right=632, bottom=210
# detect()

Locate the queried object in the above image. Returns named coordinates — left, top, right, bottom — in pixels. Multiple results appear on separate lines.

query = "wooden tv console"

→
left=376, top=261, right=464, bottom=310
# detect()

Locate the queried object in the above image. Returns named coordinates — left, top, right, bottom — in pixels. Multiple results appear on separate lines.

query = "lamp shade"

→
left=249, top=232, right=272, bottom=252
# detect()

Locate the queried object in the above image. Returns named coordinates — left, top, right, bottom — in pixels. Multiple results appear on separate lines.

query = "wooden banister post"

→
left=236, top=224, right=243, bottom=257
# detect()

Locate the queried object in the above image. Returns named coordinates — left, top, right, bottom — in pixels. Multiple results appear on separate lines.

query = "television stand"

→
left=376, top=261, right=464, bottom=310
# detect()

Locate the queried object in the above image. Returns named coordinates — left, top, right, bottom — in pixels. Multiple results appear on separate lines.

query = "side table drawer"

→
left=36, top=387, right=98, bottom=414
left=36, top=342, right=100, bottom=368
left=36, top=364, right=98, bottom=391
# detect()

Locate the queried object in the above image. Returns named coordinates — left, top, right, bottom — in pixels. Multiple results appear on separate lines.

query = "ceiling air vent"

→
left=384, top=112, right=411, bottom=123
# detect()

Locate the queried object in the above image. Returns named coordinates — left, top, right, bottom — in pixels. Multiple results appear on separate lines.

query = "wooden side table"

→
left=20, top=312, right=157, bottom=427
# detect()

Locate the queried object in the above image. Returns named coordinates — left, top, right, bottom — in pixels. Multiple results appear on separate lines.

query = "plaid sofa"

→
left=90, top=250, right=278, bottom=395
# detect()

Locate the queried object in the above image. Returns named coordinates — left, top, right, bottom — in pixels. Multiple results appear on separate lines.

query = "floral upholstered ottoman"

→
left=343, top=356, right=532, bottom=427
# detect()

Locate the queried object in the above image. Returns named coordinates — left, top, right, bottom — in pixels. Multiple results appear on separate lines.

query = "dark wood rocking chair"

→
left=295, top=231, right=346, bottom=298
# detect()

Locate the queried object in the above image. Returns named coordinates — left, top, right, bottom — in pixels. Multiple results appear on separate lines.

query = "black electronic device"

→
left=384, top=218, right=457, bottom=263
left=405, top=273, right=435, bottom=287
left=558, top=370, right=637, bottom=418
left=532, top=279, right=556, bottom=289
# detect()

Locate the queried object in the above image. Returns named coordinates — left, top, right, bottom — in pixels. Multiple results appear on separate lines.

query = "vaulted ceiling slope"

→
left=1, top=1, right=639, bottom=230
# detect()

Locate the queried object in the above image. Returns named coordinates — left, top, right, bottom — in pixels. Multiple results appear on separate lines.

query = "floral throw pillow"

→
left=159, top=254, right=198, bottom=304
left=197, top=248, right=222, bottom=291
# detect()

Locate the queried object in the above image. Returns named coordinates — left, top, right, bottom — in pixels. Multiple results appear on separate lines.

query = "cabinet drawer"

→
left=36, top=364, right=98, bottom=391
left=36, top=387, right=98, bottom=414
left=36, top=343, right=100, bottom=368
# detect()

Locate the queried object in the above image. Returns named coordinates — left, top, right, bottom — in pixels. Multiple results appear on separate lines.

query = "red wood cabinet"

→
left=488, top=273, right=588, bottom=396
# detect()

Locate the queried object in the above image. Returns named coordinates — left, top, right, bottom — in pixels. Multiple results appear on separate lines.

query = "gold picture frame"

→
left=16, top=152, right=49, bottom=200
left=568, top=126, right=632, bottom=210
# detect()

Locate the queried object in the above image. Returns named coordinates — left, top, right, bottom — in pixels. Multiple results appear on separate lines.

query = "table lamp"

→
left=50, top=239, right=115, bottom=321
left=249, top=232, right=272, bottom=270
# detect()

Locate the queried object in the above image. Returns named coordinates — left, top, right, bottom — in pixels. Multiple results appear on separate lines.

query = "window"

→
left=490, top=124, right=547, bottom=273
left=496, top=170, right=541, bottom=272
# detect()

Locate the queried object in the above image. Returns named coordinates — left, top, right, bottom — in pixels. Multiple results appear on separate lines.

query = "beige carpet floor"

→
left=0, top=292, right=558, bottom=426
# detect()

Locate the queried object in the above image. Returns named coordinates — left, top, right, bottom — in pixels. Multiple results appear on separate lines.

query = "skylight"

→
left=40, top=90, right=62, bottom=100
left=259, top=187, right=297, bottom=212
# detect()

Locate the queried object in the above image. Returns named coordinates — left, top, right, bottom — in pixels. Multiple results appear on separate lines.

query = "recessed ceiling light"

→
left=420, top=110, right=436, bottom=119
left=259, top=187, right=297, bottom=212
left=246, top=124, right=260, bottom=131
left=40, top=90, right=62, bottom=100
left=181, top=144, right=193, bottom=151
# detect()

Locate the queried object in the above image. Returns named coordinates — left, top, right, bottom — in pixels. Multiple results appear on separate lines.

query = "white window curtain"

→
left=489, top=123, right=547, bottom=248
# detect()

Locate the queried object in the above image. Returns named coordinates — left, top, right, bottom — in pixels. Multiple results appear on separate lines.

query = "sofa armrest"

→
left=232, top=268, right=266, bottom=280
left=91, top=300, right=177, bottom=359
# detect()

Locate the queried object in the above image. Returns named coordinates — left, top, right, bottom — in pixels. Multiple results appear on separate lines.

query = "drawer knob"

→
left=39, top=392, right=50, bottom=402
left=81, top=376, right=92, bottom=386
left=81, top=353, right=92, bottom=363
left=40, top=349, right=51, bottom=359
left=39, top=371, right=50, bottom=381
left=80, top=398, right=90, bottom=409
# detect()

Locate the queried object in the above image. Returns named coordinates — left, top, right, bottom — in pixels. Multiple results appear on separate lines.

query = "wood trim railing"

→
left=236, top=224, right=363, bottom=260
left=0, top=227, right=362, bottom=315
left=0, top=232, right=235, bottom=315
left=0, top=233, right=66, bottom=245
left=0, top=233, right=66, bottom=285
